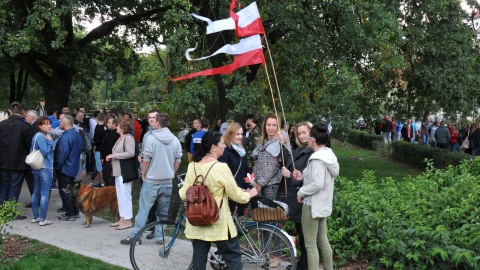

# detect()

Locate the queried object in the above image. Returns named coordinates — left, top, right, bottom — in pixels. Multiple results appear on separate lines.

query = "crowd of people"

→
left=376, top=115, right=480, bottom=155
left=0, top=101, right=339, bottom=270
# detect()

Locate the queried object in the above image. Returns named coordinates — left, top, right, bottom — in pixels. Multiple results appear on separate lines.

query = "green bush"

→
left=390, top=140, right=470, bottom=170
left=0, top=200, right=20, bottom=235
left=348, top=130, right=382, bottom=150
left=329, top=161, right=480, bottom=269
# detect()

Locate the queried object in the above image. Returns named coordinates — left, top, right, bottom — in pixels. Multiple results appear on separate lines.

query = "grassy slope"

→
left=332, top=140, right=421, bottom=180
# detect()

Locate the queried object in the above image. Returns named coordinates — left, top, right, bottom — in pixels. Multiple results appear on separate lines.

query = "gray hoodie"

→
left=142, top=127, right=182, bottom=184
left=298, top=147, right=339, bottom=218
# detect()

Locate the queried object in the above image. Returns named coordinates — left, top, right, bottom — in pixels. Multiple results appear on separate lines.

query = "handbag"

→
left=25, top=134, right=44, bottom=170
left=185, top=162, right=224, bottom=226
left=119, top=135, right=139, bottom=183
left=461, top=131, right=470, bottom=150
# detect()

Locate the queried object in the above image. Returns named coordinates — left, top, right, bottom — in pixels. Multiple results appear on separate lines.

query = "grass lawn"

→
left=0, top=235, right=125, bottom=270
left=1, top=144, right=422, bottom=268
left=332, top=140, right=421, bottom=180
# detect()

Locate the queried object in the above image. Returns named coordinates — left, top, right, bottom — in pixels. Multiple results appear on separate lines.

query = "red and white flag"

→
left=190, top=1, right=264, bottom=37
left=172, top=0, right=265, bottom=81
left=185, top=35, right=262, bottom=61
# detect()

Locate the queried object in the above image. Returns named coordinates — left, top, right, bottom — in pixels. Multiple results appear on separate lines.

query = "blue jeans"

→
left=130, top=181, right=172, bottom=241
left=57, top=172, right=78, bottom=216
left=422, top=134, right=428, bottom=145
left=32, top=168, right=53, bottom=220
left=94, top=151, right=102, bottom=172
left=0, top=169, right=25, bottom=205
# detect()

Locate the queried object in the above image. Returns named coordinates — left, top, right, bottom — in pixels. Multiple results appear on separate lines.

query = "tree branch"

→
left=78, top=7, right=171, bottom=48
left=13, top=54, right=50, bottom=89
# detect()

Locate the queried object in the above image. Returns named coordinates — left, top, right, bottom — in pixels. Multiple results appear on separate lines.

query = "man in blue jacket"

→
left=54, top=114, right=83, bottom=221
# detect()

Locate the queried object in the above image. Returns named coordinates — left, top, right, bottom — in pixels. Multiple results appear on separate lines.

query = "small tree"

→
left=0, top=200, right=20, bottom=237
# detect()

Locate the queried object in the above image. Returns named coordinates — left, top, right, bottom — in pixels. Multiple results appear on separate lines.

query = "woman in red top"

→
left=448, top=123, right=460, bottom=152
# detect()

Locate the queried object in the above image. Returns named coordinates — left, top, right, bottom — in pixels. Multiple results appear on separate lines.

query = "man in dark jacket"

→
left=54, top=114, right=83, bottom=221
left=0, top=102, right=36, bottom=219
left=434, top=121, right=451, bottom=150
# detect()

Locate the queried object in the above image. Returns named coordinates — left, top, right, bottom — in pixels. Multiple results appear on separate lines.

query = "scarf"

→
left=232, top=144, right=246, bottom=157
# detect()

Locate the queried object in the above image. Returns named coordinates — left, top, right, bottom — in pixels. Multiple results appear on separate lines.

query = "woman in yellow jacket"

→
left=179, top=131, right=259, bottom=270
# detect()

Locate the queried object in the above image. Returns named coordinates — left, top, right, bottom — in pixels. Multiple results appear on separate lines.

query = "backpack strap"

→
left=193, top=162, right=225, bottom=209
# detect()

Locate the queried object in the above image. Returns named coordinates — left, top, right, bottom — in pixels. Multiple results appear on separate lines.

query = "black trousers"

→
left=25, top=169, right=34, bottom=196
left=191, top=232, right=242, bottom=270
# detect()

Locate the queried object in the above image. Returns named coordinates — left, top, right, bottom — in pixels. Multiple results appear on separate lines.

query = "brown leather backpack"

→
left=185, top=162, right=224, bottom=226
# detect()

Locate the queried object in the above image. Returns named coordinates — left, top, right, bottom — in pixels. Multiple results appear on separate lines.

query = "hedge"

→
left=348, top=130, right=382, bottom=150
left=390, top=140, right=470, bottom=170
left=330, top=161, right=480, bottom=269
left=347, top=130, right=470, bottom=170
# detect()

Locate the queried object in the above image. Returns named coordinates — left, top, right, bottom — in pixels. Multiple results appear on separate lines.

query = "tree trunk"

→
left=9, top=71, right=16, bottom=103
left=44, top=65, right=75, bottom=112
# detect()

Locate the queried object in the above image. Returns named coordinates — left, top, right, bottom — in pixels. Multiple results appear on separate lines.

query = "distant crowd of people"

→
left=375, top=115, right=480, bottom=155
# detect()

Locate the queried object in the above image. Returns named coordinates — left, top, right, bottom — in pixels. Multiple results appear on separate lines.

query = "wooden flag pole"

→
left=263, top=36, right=296, bottom=171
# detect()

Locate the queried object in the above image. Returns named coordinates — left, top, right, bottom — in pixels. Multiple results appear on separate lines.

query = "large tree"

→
left=0, top=0, right=188, bottom=111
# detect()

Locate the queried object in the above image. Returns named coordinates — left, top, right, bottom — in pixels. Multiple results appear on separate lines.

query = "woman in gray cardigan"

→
left=106, top=118, right=135, bottom=230
left=293, top=123, right=339, bottom=270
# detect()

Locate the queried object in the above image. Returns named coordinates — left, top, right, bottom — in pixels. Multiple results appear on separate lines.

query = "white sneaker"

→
left=39, top=219, right=53, bottom=226
left=31, top=217, right=40, bottom=223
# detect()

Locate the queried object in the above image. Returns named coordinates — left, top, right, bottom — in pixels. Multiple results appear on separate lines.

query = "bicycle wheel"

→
left=130, top=220, right=191, bottom=270
left=238, top=224, right=296, bottom=270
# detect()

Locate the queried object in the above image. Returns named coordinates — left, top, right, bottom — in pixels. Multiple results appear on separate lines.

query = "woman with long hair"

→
left=278, top=121, right=314, bottom=269
left=106, top=118, right=135, bottom=230
left=30, top=116, right=55, bottom=226
left=219, top=122, right=250, bottom=216
left=179, top=131, right=258, bottom=270
left=252, top=112, right=286, bottom=268
left=293, top=123, right=340, bottom=270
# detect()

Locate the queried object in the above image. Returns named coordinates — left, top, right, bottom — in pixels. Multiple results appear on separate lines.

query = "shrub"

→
left=390, top=140, right=470, bottom=170
left=329, top=161, right=480, bottom=269
left=348, top=130, right=382, bottom=150
left=0, top=200, right=20, bottom=235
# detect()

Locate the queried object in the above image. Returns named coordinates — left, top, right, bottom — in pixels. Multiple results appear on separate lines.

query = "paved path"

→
left=6, top=181, right=195, bottom=269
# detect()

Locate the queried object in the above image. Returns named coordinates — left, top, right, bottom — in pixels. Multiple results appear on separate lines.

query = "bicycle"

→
left=129, top=173, right=297, bottom=270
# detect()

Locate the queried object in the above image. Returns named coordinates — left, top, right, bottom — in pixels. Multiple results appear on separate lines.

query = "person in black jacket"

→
left=0, top=102, right=36, bottom=219
left=218, top=122, right=250, bottom=216
left=93, top=113, right=107, bottom=187
left=100, top=117, right=120, bottom=186
left=278, top=121, right=314, bottom=270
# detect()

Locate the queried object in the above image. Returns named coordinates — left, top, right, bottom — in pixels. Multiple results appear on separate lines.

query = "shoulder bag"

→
left=119, top=135, right=139, bottom=183
left=461, top=130, right=470, bottom=151
left=25, top=134, right=44, bottom=170
left=186, top=162, right=224, bottom=226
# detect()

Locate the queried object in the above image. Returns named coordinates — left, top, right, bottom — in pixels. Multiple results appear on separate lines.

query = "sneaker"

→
left=51, top=186, right=59, bottom=190
left=57, top=207, right=66, bottom=213
left=93, top=183, right=105, bottom=188
left=155, top=239, right=164, bottom=245
left=146, top=232, right=154, bottom=239
left=31, top=217, right=40, bottom=223
left=120, top=237, right=142, bottom=245
left=73, top=213, right=80, bottom=218
left=58, top=214, right=76, bottom=221
left=39, top=219, right=53, bottom=226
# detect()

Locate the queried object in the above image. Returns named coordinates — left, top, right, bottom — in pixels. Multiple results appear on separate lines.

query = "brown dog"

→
left=70, top=182, right=119, bottom=228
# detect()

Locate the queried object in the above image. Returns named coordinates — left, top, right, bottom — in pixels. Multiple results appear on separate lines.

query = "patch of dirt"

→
left=338, top=262, right=370, bottom=270
left=1, top=234, right=31, bottom=261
